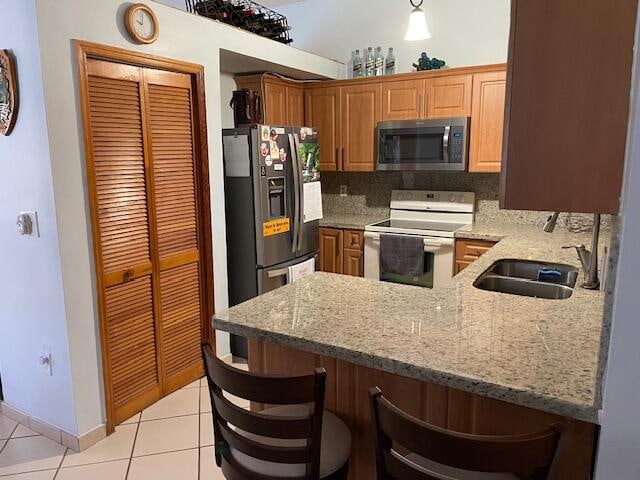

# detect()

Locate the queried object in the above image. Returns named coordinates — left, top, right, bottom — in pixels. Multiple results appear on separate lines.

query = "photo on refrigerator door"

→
left=300, top=142, right=320, bottom=183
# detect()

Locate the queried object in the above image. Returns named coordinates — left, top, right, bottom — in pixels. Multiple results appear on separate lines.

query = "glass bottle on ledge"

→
left=385, top=47, right=396, bottom=75
left=374, top=47, right=384, bottom=76
left=352, top=49, right=363, bottom=78
left=365, top=47, right=375, bottom=77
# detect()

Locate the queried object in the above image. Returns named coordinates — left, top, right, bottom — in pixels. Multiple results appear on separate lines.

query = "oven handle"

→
left=364, top=231, right=453, bottom=250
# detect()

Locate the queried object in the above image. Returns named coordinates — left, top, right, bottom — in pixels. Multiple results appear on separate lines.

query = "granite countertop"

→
left=319, top=212, right=388, bottom=230
left=215, top=223, right=609, bottom=423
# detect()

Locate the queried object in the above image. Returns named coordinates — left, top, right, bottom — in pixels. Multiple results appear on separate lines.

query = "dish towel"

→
left=287, top=258, right=316, bottom=283
left=380, top=234, right=424, bottom=277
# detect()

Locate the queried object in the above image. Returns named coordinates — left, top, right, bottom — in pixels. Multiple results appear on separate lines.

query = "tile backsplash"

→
left=321, top=172, right=610, bottom=231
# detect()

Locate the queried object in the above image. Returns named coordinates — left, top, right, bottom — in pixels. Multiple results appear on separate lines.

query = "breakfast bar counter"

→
left=214, top=224, right=609, bottom=478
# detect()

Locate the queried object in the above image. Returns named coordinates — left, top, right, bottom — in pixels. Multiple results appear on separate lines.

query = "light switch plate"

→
left=17, top=211, right=39, bottom=237
left=340, top=185, right=348, bottom=197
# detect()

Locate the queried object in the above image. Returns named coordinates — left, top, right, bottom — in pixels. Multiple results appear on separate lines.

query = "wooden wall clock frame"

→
left=75, top=40, right=215, bottom=432
left=0, top=49, right=18, bottom=136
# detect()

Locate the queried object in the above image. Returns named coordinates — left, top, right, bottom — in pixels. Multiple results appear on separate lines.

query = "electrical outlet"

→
left=340, top=185, right=348, bottom=197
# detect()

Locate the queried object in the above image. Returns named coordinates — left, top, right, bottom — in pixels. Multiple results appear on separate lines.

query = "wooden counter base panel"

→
left=248, top=339, right=596, bottom=479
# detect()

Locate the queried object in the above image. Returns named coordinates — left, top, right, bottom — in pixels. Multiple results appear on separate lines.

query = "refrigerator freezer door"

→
left=254, top=125, right=297, bottom=268
left=257, top=252, right=318, bottom=295
left=295, top=127, right=320, bottom=257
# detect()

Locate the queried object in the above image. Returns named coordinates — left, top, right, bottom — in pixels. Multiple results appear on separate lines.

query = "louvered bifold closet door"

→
left=85, top=59, right=161, bottom=425
left=145, top=69, right=204, bottom=391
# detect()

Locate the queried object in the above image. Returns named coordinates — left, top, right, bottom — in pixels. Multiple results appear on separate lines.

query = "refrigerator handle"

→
left=288, top=133, right=301, bottom=254
left=293, top=133, right=305, bottom=252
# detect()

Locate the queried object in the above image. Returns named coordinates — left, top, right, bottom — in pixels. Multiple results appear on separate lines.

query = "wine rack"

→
left=185, top=0, right=293, bottom=45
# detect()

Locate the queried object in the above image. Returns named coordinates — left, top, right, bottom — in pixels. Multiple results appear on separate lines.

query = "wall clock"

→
left=125, top=3, right=160, bottom=45
left=0, top=50, right=18, bottom=136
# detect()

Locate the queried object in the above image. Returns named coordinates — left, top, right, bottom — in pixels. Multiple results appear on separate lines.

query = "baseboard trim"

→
left=0, top=401, right=106, bottom=452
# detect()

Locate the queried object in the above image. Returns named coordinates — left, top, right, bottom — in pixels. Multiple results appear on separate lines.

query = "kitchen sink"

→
left=474, top=259, right=578, bottom=300
left=485, top=259, right=578, bottom=287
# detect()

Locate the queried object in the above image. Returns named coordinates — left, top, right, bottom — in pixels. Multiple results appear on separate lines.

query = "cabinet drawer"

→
left=343, top=229, right=364, bottom=250
left=455, top=238, right=496, bottom=261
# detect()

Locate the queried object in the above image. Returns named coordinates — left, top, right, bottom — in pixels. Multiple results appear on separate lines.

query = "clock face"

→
left=134, top=9, right=155, bottom=40
left=127, top=5, right=159, bottom=44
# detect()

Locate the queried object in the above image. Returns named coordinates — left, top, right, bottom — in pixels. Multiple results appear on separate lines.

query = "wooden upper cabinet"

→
left=382, top=79, right=424, bottom=120
left=469, top=70, right=506, bottom=173
left=341, top=83, right=382, bottom=171
left=319, top=228, right=343, bottom=274
left=286, top=85, right=305, bottom=125
left=425, top=74, right=472, bottom=118
left=501, top=0, right=638, bottom=214
left=306, top=86, right=341, bottom=171
left=263, top=79, right=287, bottom=124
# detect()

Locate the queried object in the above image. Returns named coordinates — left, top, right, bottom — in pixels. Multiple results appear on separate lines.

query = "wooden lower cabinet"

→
left=319, top=227, right=343, bottom=274
left=248, top=339, right=596, bottom=479
left=454, top=238, right=497, bottom=274
left=319, top=228, right=364, bottom=277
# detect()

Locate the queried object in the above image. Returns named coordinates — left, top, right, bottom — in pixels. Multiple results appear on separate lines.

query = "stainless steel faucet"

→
left=543, top=212, right=561, bottom=233
left=543, top=212, right=601, bottom=290
left=561, top=214, right=601, bottom=290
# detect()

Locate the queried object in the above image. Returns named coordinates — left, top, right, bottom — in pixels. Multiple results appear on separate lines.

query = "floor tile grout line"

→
left=139, top=412, right=201, bottom=424
left=198, top=376, right=202, bottom=480
left=0, top=423, right=18, bottom=455
left=124, top=413, right=143, bottom=480
left=129, top=446, right=201, bottom=461
left=51, top=447, right=69, bottom=480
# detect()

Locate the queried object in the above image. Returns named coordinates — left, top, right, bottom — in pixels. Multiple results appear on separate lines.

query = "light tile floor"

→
left=0, top=359, right=249, bottom=479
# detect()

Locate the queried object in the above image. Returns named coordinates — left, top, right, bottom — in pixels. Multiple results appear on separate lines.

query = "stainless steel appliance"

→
left=376, top=117, right=470, bottom=171
left=223, top=125, right=321, bottom=357
left=364, top=190, right=475, bottom=288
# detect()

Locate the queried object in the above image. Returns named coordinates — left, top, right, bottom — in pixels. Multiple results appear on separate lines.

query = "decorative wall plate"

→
left=0, top=50, right=18, bottom=136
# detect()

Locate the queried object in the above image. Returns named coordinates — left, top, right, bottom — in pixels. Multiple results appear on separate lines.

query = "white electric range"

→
left=364, top=190, right=475, bottom=288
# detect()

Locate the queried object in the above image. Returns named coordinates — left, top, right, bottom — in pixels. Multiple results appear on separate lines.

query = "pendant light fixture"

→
left=405, top=0, right=431, bottom=41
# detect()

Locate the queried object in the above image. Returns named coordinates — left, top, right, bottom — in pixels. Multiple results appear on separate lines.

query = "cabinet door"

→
left=343, top=249, right=363, bottom=277
left=286, top=85, right=305, bottom=126
left=305, top=87, right=341, bottom=171
left=425, top=74, right=472, bottom=118
left=382, top=79, right=425, bottom=120
left=263, top=79, right=287, bottom=124
left=341, top=83, right=382, bottom=171
left=319, top=228, right=343, bottom=274
left=501, top=0, right=636, bottom=214
left=469, top=71, right=506, bottom=173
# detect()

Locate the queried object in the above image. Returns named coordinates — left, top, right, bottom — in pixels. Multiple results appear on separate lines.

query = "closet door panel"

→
left=146, top=70, right=204, bottom=389
left=85, top=59, right=162, bottom=425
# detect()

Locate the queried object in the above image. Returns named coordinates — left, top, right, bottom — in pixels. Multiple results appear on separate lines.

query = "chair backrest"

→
left=202, top=344, right=327, bottom=480
left=369, top=387, right=566, bottom=480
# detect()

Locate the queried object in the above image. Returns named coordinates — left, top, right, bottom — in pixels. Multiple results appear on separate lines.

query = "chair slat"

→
left=203, top=345, right=318, bottom=404
left=370, top=387, right=564, bottom=479
left=218, top=413, right=311, bottom=464
left=221, top=453, right=308, bottom=480
left=383, top=451, right=440, bottom=480
left=212, top=388, right=313, bottom=439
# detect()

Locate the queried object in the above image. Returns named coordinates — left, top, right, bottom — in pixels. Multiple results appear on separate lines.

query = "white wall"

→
left=276, top=0, right=510, bottom=75
left=0, top=0, right=78, bottom=434
left=594, top=10, right=640, bottom=480
left=34, top=0, right=340, bottom=435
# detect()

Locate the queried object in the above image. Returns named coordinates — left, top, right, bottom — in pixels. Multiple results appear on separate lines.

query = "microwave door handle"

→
left=442, top=125, right=451, bottom=163
left=288, top=134, right=300, bottom=254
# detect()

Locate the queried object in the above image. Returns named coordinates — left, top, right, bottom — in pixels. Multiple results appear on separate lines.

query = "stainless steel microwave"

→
left=376, top=117, right=470, bottom=171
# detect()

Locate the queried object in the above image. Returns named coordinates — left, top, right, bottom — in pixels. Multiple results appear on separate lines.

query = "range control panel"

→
left=390, top=190, right=476, bottom=213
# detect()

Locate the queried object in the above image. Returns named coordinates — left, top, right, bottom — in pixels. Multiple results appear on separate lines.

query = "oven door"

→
left=376, top=118, right=469, bottom=171
left=364, top=232, right=454, bottom=289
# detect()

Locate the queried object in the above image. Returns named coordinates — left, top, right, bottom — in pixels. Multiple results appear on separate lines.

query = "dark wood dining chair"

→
left=369, top=387, right=566, bottom=480
left=202, top=344, right=351, bottom=480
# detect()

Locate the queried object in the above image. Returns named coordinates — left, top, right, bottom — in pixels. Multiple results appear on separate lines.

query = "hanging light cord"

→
left=410, top=0, right=424, bottom=7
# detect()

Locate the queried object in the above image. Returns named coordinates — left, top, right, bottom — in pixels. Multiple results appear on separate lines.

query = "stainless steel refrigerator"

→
left=222, top=125, right=321, bottom=357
